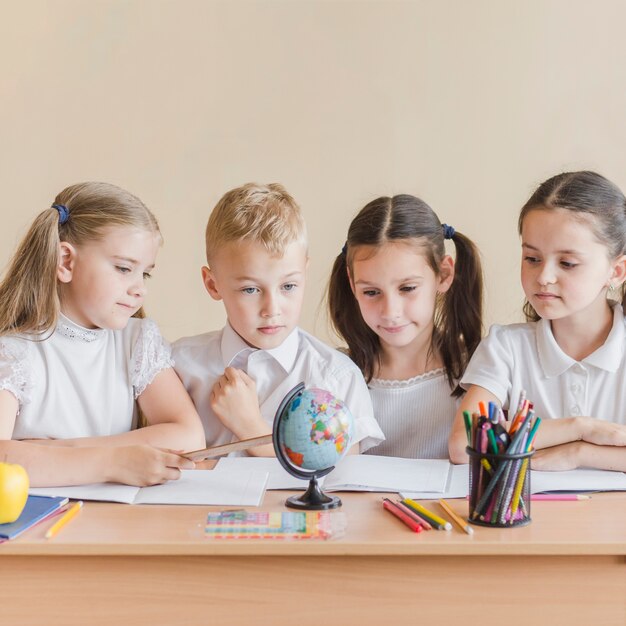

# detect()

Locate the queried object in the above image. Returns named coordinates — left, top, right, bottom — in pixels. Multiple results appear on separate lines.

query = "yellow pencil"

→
left=403, top=499, right=452, bottom=530
left=438, top=499, right=474, bottom=535
left=45, top=501, right=83, bottom=539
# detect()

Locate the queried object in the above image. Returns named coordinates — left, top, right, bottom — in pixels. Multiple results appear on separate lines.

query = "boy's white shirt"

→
left=172, top=323, right=385, bottom=451
left=461, top=303, right=626, bottom=424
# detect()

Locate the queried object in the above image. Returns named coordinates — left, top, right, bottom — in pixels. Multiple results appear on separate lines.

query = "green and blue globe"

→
left=275, top=386, right=353, bottom=474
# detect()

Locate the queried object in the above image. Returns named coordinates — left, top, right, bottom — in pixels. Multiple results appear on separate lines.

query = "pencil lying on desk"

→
left=382, top=499, right=423, bottom=533
left=531, top=494, right=591, bottom=501
left=45, top=500, right=83, bottom=540
left=438, top=499, right=474, bottom=535
left=402, top=499, right=452, bottom=531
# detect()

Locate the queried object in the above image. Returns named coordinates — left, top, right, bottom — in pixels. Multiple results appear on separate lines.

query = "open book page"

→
left=30, top=482, right=138, bottom=504
left=402, top=465, right=626, bottom=501
left=216, top=455, right=452, bottom=493
left=530, top=468, right=626, bottom=493
left=30, top=469, right=270, bottom=506
left=215, top=457, right=307, bottom=490
left=401, top=462, right=470, bottom=500
left=324, top=455, right=451, bottom=493
left=134, top=469, right=268, bottom=505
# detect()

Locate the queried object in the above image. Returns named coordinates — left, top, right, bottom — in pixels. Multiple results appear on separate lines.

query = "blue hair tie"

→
left=442, top=223, right=455, bottom=240
left=341, top=242, right=348, bottom=256
left=52, top=204, right=70, bottom=225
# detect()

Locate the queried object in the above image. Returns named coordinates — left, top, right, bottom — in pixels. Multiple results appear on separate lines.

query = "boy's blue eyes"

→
left=240, top=284, right=298, bottom=295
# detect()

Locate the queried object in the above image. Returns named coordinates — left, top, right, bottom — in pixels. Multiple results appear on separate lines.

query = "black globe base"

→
left=285, top=476, right=342, bottom=510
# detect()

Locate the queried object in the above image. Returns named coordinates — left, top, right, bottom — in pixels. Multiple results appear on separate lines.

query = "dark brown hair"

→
left=518, top=171, right=626, bottom=321
left=327, top=194, right=483, bottom=396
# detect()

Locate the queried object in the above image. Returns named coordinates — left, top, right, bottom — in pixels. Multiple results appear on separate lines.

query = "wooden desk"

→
left=2, top=491, right=625, bottom=626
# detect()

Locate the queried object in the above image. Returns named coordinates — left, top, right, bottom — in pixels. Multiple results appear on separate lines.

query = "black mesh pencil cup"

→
left=467, top=446, right=533, bottom=527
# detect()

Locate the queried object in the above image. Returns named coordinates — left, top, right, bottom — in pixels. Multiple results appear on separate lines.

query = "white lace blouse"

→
left=0, top=315, right=173, bottom=440
left=365, top=369, right=458, bottom=459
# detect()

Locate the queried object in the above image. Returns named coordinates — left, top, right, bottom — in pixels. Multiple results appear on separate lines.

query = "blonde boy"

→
left=173, top=183, right=384, bottom=455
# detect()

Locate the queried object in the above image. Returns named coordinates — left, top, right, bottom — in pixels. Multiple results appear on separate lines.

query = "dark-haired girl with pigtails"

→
left=328, top=194, right=484, bottom=458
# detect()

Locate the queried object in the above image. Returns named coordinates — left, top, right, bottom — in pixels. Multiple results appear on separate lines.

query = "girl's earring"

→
left=607, top=282, right=616, bottom=298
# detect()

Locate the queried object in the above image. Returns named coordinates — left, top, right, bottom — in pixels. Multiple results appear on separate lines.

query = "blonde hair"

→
left=0, top=181, right=161, bottom=336
left=205, top=182, right=307, bottom=262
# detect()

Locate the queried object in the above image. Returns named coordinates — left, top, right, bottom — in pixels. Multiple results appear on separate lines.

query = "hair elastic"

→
left=52, top=204, right=70, bottom=225
left=341, top=242, right=348, bottom=256
left=442, top=223, right=455, bottom=239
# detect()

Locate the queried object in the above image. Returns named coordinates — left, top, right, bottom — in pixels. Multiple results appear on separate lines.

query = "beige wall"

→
left=2, top=0, right=626, bottom=344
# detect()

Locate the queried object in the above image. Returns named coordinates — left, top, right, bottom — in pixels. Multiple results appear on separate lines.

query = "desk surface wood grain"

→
left=2, top=489, right=625, bottom=557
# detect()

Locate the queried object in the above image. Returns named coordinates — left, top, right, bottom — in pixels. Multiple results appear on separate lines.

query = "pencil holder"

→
left=466, top=446, right=533, bottom=528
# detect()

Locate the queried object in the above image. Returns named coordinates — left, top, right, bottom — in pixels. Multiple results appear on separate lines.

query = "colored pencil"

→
left=438, top=499, right=474, bottom=535
left=395, top=500, right=432, bottom=530
left=45, top=500, right=83, bottom=539
left=402, top=499, right=452, bottom=530
left=382, top=499, right=423, bottom=533
left=530, top=494, right=591, bottom=501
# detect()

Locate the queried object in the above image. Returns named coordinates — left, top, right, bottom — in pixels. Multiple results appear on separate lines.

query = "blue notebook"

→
left=0, top=495, right=69, bottom=540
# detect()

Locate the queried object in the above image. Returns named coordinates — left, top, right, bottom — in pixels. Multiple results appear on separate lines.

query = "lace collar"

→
left=369, top=367, right=446, bottom=388
left=57, top=314, right=106, bottom=343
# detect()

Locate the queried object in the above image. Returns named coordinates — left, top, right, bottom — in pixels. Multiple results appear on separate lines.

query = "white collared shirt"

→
left=460, top=304, right=626, bottom=424
left=172, top=324, right=385, bottom=451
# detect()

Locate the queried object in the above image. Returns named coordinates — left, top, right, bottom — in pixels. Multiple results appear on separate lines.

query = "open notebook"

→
left=401, top=464, right=626, bottom=500
left=215, top=455, right=452, bottom=494
left=29, top=469, right=269, bottom=506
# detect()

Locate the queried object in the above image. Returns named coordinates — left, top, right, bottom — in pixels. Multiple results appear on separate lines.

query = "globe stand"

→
left=285, top=475, right=342, bottom=510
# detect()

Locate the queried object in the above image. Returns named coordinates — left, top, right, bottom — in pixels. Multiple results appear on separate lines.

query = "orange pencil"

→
left=45, top=501, right=83, bottom=539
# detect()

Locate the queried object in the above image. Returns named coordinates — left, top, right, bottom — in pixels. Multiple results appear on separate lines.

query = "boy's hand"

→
left=210, top=367, right=265, bottom=436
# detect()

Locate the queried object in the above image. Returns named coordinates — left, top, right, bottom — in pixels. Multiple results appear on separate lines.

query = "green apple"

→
left=0, top=462, right=29, bottom=524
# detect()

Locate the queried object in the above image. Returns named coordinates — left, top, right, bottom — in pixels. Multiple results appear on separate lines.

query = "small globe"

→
left=273, top=383, right=354, bottom=509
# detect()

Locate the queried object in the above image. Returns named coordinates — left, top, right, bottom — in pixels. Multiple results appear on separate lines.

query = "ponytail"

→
left=0, top=181, right=160, bottom=337
left=0, top=209, right=62, bottom=335
left=436, top=230, right=484, bottom=396
left=327, top=249, right=380, bottom=382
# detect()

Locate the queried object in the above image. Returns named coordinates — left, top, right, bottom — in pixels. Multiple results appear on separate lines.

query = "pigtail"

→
left=0, top=209, right=62, bottom=336
left=328, top=249, right=380, bottom=382
left=435, top=230, right=484, bottom=396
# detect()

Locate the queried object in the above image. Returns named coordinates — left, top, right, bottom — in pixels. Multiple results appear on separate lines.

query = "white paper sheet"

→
left=216, top=455, right=451, bottom=493
left=402, top=465, right=626, bottom=500
left=29, top=469, right=269, bottom=506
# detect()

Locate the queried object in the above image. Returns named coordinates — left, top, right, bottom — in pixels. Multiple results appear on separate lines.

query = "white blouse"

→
left=366, top=369, right=458, bottom=459
left=0, top=315, right=173, bottom=440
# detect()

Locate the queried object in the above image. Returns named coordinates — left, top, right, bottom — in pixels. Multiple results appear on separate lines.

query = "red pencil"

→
left=382, top=499, right=423, bottom=533
left=395, top=500, right=432, bottom=530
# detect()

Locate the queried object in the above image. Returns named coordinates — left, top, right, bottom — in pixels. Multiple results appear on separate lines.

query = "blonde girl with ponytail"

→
left=0, top=182, right=204, bottom=487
